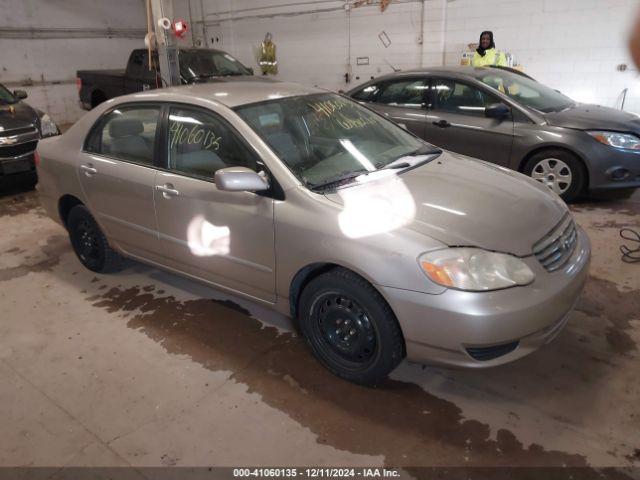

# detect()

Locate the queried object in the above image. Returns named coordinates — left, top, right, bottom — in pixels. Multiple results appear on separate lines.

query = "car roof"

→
left=130, top=81, right=326, bottom=108
left=351, top=66, right=517, bottom=86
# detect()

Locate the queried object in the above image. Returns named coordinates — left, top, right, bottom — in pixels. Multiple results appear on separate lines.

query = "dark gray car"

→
left=346, top=67, right=640, bottom=201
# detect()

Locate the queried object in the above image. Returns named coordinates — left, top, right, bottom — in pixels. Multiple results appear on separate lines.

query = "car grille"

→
left=1, top=125, right=37, bottom=136
left=0, top=140, right=38, bottom=158
left=466, top=341, right=519, bottom=361
left=533, top=214, right=578, bottom=272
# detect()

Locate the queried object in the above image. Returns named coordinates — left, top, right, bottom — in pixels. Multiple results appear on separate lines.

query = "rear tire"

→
left=67, top=205, right=122, bottom=273
left=298, top=268, right=405, bottom=385
left=523, top=149, right=586, bottom=202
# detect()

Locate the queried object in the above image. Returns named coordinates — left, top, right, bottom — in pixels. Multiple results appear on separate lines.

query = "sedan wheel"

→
left=523, top=149, right=586, bottom=202
left=67, top=205, right=123, bottom=273
left=314, top=293, right=377, bottom=364
left=298, top=268, right=405, bottom=384
left=530, top=158, right=573, bottom=196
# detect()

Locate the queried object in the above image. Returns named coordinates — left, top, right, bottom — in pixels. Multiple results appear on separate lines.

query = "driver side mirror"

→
left=214, top=167, right=269, bottom=192
left=485, top=103, right=510, bottom=118
left=13, top=90, right=28, bottom=100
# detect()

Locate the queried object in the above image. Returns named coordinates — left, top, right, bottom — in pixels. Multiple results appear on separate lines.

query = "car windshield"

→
left=179, top=50, right=252, bottom=79
left=235, top=93, right=438, bottom=189
left=478, top=69, right=575, bottom=113
left=0, top=84, right=16, bottom=104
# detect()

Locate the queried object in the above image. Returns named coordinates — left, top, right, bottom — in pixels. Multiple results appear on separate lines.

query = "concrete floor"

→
left=0, top=183, right=639, bottom=474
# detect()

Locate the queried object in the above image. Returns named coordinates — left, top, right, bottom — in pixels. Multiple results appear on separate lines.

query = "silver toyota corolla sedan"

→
left=347, top=67, right=640, bottom=202
left=36, top=82, right=590, bottom=384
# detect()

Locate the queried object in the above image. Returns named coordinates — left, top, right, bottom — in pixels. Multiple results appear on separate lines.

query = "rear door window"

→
left=375, top=78, right=429, bottom=108
left=86, top=106, right=160, bottom=166
left=351, top=84, right=381, bottom=102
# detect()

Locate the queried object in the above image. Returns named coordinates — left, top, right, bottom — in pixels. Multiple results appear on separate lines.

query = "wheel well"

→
left=518, top=146, right=590, bottom=191
left=289, top=263, right=407, bottom=358
left=58, top=195, right=83, bottom=228
left=289, top=263, right=340, bottom=318
left=91, top=90, right=106, bottom=108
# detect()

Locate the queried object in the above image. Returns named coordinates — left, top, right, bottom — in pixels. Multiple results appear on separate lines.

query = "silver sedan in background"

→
left=37, top=82, right=590, bottom=384
left=347, top=67, right=640, bottom=201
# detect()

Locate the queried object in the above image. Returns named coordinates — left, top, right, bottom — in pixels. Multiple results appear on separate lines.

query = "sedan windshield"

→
left=0, top=84, right=16, bottom=104
left=179, top=50, right=252, bottom=80
left=478, top=69, right=575, bottom=113
left=235, top=93, right=437, bottom=188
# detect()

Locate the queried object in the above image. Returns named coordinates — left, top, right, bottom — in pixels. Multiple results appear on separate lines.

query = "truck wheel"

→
left=67, top=205, right=122, bottom=273
left=298, top=268, right=405, bottom=385
left=523, top=149, right=586, bottom=202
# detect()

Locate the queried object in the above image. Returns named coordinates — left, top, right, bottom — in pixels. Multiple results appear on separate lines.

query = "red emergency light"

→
left=172, top=19, right=188, bottom=38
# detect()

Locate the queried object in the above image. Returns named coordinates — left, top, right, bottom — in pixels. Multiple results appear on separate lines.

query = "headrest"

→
left=109, top=118, right=144, bottom=138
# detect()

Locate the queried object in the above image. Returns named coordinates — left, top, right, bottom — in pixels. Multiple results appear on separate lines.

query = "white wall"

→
left=439, top=0, right=640, bottom=111
left=174, top=0, right=640, bottom=112
left=0, top=0, right=147, bottom=125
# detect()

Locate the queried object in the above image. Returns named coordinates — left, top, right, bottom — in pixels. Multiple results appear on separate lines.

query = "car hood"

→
left=544, top=103, right=640, bottom=132
left=0, top=101, right=39, bottom=131
left=324, top=152, right=568, bottom=257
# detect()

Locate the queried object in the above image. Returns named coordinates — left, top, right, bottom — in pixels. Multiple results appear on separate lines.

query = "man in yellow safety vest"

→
left=472, top=31, right=507, bottom=67
left=260, top=33, right=278, bottom=75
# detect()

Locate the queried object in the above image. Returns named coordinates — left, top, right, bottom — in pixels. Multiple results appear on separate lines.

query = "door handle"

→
left=432, top=120, right=451, bottom=128
left=156, top=184, right=180, bottom=197
left=80, top=164, right=97, bottom=176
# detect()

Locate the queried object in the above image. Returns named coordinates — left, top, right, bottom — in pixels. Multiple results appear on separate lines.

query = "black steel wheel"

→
left=67, top=205, right=122, bottom=273
left=298, top=268, right=405, bottom=384
left=313, top=292, right=377, bottom=364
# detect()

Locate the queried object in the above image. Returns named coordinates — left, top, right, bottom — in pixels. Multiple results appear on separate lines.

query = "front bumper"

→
left=583, top=140, right=640, bottom=191
left=380, top=227, right=591, bottom=368
left=0, top=152, right=37, bottom=188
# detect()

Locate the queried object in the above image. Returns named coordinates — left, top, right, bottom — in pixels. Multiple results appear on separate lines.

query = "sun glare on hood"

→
left=337, top=178, right=416, bottom=239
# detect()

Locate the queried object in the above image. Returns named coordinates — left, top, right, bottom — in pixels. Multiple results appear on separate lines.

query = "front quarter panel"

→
left=274, top=185, right=449, bottom=315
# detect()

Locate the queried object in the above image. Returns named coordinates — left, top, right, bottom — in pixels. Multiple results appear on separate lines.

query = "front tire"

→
left=67, top=205, right=122, bottom=273
left=523, top=149, right=586, bottom=202
left=298, top=268, right=405, bottom=385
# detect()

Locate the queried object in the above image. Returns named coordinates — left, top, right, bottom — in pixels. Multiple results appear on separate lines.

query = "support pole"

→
left=150, top=0, right=181, bottom=86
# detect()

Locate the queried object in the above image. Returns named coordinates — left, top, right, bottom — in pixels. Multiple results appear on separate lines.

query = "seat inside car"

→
left=108, top=118, right=153, bottom=162
left=249, top=106, right=304, bottom=167
left=172, top=136, right=227, bottom=177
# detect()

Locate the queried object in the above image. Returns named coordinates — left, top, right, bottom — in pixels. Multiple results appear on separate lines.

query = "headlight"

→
left=39, top=113, right=59, bottom=137
left=587, top=131, right=640, bottom=150
left=419, top=248, right=535, bottom=292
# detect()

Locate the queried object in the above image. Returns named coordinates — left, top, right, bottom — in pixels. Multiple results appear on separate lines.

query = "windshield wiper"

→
left=188, top=73, right=217, bottom=81
left=378, top=145, right=441, bottom=170
left=381, top=161, right=411, bottom=170
left=308, top=169, right=370, bottom=191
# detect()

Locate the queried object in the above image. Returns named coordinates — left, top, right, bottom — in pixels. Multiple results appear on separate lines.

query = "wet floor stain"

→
left=591, top=220, right=639, bottom=230
left=2, top=191, right=638, bottom=473
left=575, top=276, right=640, bottom=354
left=570, top=200, right=640, bottom=218
left=86, top=283, right=590, bottom=468
left=0, top=190, right=46, bottom=218
left=0, top=235, right=69, bottom=282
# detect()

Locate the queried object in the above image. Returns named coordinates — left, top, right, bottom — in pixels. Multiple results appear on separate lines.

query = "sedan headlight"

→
left=39, top=113, right=59, bottom=137
left=419, top=248, right=535, bottom=292
left=587, top=131, right=640, bottom=150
